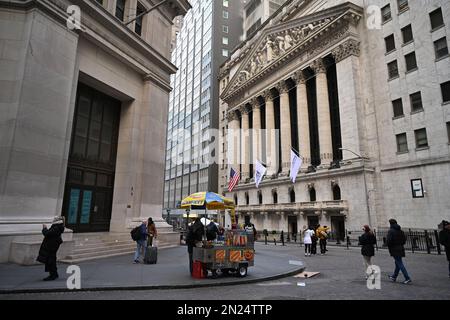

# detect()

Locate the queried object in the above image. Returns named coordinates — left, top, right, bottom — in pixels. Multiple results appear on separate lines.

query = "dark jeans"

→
left=392, top=256, right=411, bottom=280
left=45, top=256, right=58, bottom=276
left=188, top=252, right=193, bottom=275
left=320, top=239, right=327, bottom=254
left=305, top=244, right=311, bottom=254
left=311, top=242, right=317, bottom=255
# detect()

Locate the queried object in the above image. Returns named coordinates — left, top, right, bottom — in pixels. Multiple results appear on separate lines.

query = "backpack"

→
left=131, top=226, right=141, bottom=241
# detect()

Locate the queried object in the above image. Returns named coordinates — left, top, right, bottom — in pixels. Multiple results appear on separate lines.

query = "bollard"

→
left=434, top=230, right=441, bottom=255
left=425, top=230, right=431, bottom=254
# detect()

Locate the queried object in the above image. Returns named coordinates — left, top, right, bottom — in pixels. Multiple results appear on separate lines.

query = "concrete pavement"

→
left=0, top=243, right=305, bottom=294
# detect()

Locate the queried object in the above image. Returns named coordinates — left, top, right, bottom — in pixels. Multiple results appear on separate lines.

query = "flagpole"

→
left=290, top=146, right=303, bottom=159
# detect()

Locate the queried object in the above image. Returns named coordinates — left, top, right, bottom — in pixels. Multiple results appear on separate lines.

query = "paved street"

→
left=1, top=244, right=448, bottom=300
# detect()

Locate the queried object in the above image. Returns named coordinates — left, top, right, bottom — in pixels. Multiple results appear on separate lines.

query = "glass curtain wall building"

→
left=164, top=0, right=245, bottom=212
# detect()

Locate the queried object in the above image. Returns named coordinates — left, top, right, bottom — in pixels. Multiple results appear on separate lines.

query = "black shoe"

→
left=43, top=274, right=58, bottom=281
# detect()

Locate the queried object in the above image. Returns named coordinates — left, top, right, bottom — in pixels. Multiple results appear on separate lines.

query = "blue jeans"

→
left=134, top=240, right=147, bottom=261
left=392, top=256, right=410, bottom=280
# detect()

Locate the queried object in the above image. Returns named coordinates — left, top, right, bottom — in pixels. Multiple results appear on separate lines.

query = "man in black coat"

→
left=37, top=216, right=65, bottom=281
left=438, top=220, right=450, bottom=278
left=386, top=219, right=411, bottom=284
left=186, top=218, right=203, bottom=275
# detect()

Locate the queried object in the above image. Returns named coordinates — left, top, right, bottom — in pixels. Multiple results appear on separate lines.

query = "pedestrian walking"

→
left=133, top=220, right=148, bottom=263
left=36, top=216, right=65, bottom=281
left=147, top=217, right=157, bottom=247
left=359, top=225, right=377, bottom=279
left=387, top=219, right=412, bottom=284
left=438, top=220, right=450, bottom=278
left=316, top=225, right=330, bottom=255
left=303, top=226, right=315, bottom=256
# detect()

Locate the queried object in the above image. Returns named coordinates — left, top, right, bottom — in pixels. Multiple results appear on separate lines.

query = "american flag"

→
left=228, top=167, right=240, bottom=192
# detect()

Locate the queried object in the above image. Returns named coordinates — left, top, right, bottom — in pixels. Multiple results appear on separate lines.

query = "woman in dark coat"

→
left=438, top=220, right=450, bottom=278
left=359, top=225, right=377, bottom=279
left=386, top=219, right=411, bottom=284
left=37, top=216, right=65, bottom=281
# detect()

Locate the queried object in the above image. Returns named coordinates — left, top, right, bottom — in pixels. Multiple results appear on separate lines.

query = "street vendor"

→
left=244, top=216, right=257, bottom=240
left=186, top=218, right=204, bottom=275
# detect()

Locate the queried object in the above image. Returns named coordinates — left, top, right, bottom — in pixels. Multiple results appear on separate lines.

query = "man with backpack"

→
left=131, top=220, right=148, bottom=264
left=206, top=220, right=219, bottom=241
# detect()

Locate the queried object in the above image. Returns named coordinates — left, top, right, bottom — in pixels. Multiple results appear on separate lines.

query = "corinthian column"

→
left=240, top=105, right=251, bottom=181
left=278, top=81, right=292, bottom=174
left=226, top=111, right=241, bottom=176
left=312, top=59, right=333, bottom=166
left=293, top=70, right=310, bottom=169
left=251, top=98, right=262, bottom=166
left=263, top=90, right=278, bottom=176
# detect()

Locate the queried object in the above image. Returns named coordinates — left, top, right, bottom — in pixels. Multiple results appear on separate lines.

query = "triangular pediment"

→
left=221, top=2, right=363, bottom=102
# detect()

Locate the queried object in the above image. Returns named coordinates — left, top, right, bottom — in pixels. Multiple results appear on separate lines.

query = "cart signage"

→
left=244, top=249, right=254, bottom=261
left=230, top=250, right=243, bottom=262
left=215, top=250, right=226, bottom=262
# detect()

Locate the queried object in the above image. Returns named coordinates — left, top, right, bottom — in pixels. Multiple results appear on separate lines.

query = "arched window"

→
left=333, top=185, right=341, bottom=200
left=272, top=190, right=278, bottom=204
left=309, top=187, right=316, bottom=202
left=289, top=188, right=296, bottom=203
left=234, top=194, right=238, bottom=205
left=245, top=192, right=249, bottom=205
left=258, top=191, right=263, bottom=204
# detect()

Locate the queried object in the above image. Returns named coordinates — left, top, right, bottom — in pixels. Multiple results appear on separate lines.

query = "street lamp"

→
left=339, top=148, right=372, bottom=227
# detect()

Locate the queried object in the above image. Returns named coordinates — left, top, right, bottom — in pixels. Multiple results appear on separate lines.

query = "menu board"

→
left=80, top=190, right=92, bottom=224
left=68, top=189, right=80, bottom=225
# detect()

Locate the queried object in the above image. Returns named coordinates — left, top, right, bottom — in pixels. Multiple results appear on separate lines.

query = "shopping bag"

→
left=153, top=239, right=158, bottom=248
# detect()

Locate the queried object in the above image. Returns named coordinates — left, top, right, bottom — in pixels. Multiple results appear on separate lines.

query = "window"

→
left=397, top=0, right=408, bottom=12
left=401, top=25, right=413, bottom=44
left=289, top=189, right=295, bottom=203
left=223, top=11, right=229, bottom=19
left=115, top=0, right=125, bottom=21
left=246, top=0, right=261, bottom=17
left=135, top=3, right=145, bottom=36
left=410, top=92, right=423, bottom=112
left=392, top=98, right=404, bottom=117
left=441, top=81, right=450, bottom=103
left=222, top=37, right=229, bottom=45
left=415, top=128, right=428, bottom=148
left=222, top=49, right=229, bottom=57
left=388, top=60, right=399, bottom=79
left=272, top=190, right=278, bottom=204
left=258, top=191, right=263, bottom=204
left=332, top=185, right=341, bottom=201
left=405, top=52, right=417, bottom=72
left=245, top=192, right=249, bottom=205
left=396, top=133, right=408, bottom=153
left=223, top=25, right=229, bottom=33
left=309, top=187, right=316, bottom=202
left=434, top=37, right=449, bottom=59
left=447, top=122, right=450, bottom=143
left=430, top=8, right=444, bottom=30
left=385, top=34, right=396, bottom=53
left=223, top=0, right=229, bottom=7
left=382, top=4, right=391, bottom=23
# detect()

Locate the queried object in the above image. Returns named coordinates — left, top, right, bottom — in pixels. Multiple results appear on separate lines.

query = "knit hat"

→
left=52, top=216, right=64, bottom=225
left=389, top=219, right=397, bottom=225
left=363, top=225, right=371, bottom=232
left=442, top=220, right=450, bottom=227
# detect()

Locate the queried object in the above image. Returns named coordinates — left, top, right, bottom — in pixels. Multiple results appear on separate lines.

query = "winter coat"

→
left=37, top=224, right=64, bottom=264
left=386, top=224, right=406, bottom=257
left=359, top=231, right=377, bottom=257
left=316, top=226, right=330, bottom=240
left=147, top=223, right=157, bottom=237
left=439, top=228, right=450, bottom=261
left=303, top=229, right=315, bottom=245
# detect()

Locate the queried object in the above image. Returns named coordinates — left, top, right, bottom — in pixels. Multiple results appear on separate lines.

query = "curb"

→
left=0, top=266, right=305, bottom=295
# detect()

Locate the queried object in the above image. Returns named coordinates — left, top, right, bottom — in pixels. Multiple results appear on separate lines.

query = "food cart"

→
left=180, top=192, right=255, bottom=278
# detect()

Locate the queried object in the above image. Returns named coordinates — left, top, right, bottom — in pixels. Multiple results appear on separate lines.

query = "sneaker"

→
left=388, top=275, right=397, bottom=282
left=133, top=260, right=140, bottom=264
left=403, top=279, right=412, bottom=284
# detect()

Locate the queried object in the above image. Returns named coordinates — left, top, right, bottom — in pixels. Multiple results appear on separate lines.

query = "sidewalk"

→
left=0, top=243, right=305, bottom=294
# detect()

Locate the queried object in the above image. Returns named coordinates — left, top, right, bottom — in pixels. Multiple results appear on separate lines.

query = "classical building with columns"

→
left=0, top=0, right=190, bottom=263
left=219, top=0, right=450, bottom=238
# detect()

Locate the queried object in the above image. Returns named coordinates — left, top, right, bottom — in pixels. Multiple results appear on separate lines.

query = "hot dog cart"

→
left=192, top=229, right=255, bottom=277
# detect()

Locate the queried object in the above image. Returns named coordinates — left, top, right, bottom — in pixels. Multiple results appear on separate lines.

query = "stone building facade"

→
left=218, top=0, right=450, bottom=238
left=0, top=0, right=190, bottom=263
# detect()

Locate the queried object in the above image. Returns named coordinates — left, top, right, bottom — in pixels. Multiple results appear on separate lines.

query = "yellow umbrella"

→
left=180, top=192, right=235, bottom=210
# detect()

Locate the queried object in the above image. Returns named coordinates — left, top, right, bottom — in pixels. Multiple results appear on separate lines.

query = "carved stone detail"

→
left=311, top=59, right=327, bottom=74
left=331, top=39, right=361, bottom=63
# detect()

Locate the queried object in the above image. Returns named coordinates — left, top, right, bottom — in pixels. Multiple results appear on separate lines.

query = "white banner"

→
left=289, top=149, right=303, bottom=183
left=254, top=160, right=267, bottom=189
